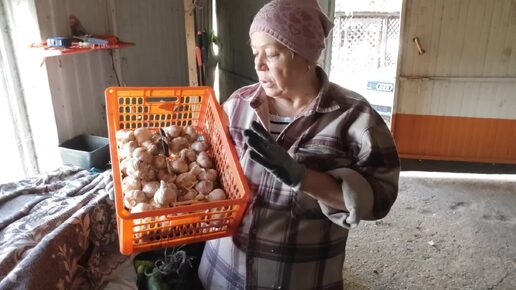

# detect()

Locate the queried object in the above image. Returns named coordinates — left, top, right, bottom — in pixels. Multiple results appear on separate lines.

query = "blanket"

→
left=0, top=166, right=128, bottom=290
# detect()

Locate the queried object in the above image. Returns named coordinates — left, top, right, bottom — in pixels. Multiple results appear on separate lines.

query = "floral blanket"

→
left=0, top=166, right=129, bottom=290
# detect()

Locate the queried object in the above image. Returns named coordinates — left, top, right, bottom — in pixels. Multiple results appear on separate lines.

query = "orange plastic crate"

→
left=105, top=86, right=250, bottom=255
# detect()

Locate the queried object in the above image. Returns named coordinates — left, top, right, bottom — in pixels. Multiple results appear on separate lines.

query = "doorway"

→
left=329, top=0, right=402, bottom=127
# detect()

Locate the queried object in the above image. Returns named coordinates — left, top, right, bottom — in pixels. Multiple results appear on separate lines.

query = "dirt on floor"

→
left=343, top=172, right=516, bottom=290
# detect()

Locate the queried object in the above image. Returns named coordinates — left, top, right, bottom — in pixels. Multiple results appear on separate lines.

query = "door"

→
left=329, top=0, right=403, bottom=127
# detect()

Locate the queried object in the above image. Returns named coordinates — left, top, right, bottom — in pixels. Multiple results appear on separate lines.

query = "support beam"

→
left=184, top=0, right=198, bottom=86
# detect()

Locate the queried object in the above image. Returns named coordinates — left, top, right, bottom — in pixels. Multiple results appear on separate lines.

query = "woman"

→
left=198, top=0, right=400, bottom=289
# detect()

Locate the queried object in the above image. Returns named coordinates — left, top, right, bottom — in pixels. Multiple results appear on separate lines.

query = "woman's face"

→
left=250, top=32, right=308, bottom=98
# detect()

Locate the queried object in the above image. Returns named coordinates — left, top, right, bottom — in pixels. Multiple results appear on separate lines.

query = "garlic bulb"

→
left=191, top=141, right=209, bottom=152
left=207, top=188, right=227, bottom=201
left=142, top=140, right=159, bottom=155
left=195, top=180, right=214, bottom=195
left=142, top=181, right=160, bottom=199
left=120, top=158, right=129, bottom=175
left=157, top=169, right=176, bottom=183
left=179, top=148, right=197, bottom=163
left=189, top=164, right=204, bottom=176
left=134, top=128, right=153, bottom=144
left=163, top=125, right=182, bottom=138
left=188, top=161, right=200, bottom=170
left=141, top=167, right=157, bottom=181
left=195, top=193, right=206, bottom=201
left=153, top=155, right=168, bottom=169
left=131, top=202, right=154, bottom=213
left=133, top=147, right=153, bottom=163
left=124, top=190, right=147, bottom=209
left=120, top=141, right=138, bottom=159
left=169, top=158, right=189, bottom=173
left=178, top=189, right=197, bottom=202
left=197, top=151, right=214, bottom=168
left=116, top=129, right=135, bottom=145
left=153, top=180, right=178, bottom=206
left=124, top=196, right=137, bottom=209
left=198, top=169, right=218, bottom=182
left=126, top=158, right=148, bottom=179
left=122, top=176, right=142, bottom=191
left=169, top=137, right=189, bottom=153
left=183, top=126, right=199, bottom=142
left=175, top=172, right=197, bottom=189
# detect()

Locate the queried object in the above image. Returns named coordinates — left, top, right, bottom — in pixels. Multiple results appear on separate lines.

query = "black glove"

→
left=244, top=121, right=306, bottom=190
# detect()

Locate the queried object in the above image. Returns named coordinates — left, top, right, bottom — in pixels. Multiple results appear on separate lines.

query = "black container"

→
left=59, top=134, right=110, bottom=170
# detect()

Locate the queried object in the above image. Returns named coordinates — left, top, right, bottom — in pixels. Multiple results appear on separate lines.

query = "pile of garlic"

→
left=116, top=125, right=228, bottom=214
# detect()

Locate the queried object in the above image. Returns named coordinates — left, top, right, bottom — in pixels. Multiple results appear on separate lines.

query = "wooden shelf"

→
left=30, top=41, right=134, bottom=58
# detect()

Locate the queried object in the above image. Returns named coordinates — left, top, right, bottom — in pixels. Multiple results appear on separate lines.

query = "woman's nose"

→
left=254, top=55, right=267, bottom=71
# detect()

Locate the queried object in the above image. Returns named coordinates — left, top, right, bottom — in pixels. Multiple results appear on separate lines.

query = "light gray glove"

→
left=325, top=168, right=375, bottom=228
left=244, top=121, right=306, bottom=190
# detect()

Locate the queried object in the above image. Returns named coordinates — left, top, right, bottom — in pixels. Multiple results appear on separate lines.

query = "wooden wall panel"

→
left=396, top=79, right=516, bottom=119
left=392, top=114, right=516, bottom=164
left=394, top=0, right=516, bottom=163
left=400, top=0, right=516, bottom=77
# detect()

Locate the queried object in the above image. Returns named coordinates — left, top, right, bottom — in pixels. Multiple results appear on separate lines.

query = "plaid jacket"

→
left=198, top=68, right=400, bottom=290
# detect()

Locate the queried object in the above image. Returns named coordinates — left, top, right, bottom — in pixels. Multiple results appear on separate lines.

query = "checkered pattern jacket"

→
left=198, top=67, right=400, bottom=290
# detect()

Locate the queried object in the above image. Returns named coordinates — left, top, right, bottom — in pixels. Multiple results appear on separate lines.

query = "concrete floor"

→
left=343, top=160, right=516, bottom=290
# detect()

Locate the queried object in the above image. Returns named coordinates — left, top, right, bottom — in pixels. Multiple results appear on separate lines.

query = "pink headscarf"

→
left=249, top=0, right=334, bottom=64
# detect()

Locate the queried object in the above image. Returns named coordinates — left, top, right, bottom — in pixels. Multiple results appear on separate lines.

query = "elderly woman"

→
left=198, top=0, right=400, bottom=289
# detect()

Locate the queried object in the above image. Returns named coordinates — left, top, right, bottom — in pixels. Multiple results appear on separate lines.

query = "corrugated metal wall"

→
left=3, top=0, right=189, bottom=171
left=110, top=0, right=188, bottom=87
left=393, top=0, right=516, bottom=163
left=36, top=0, right=120, bottom=143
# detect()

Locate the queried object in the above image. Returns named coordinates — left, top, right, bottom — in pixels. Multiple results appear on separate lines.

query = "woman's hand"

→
left=244, top=121, right=306, bottom=189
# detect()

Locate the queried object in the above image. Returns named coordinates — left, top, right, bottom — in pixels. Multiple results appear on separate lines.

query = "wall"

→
left=393, top=0, right=516, bottom=163
left=36, top=0, right=189, bottom=142
left=216, top=0, right=267, bottom=102
left=4, top=0, right=189, bottom=172
left=36, top=0, right=116, bottom=145
left=110, top=0, right=188, bottom=87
